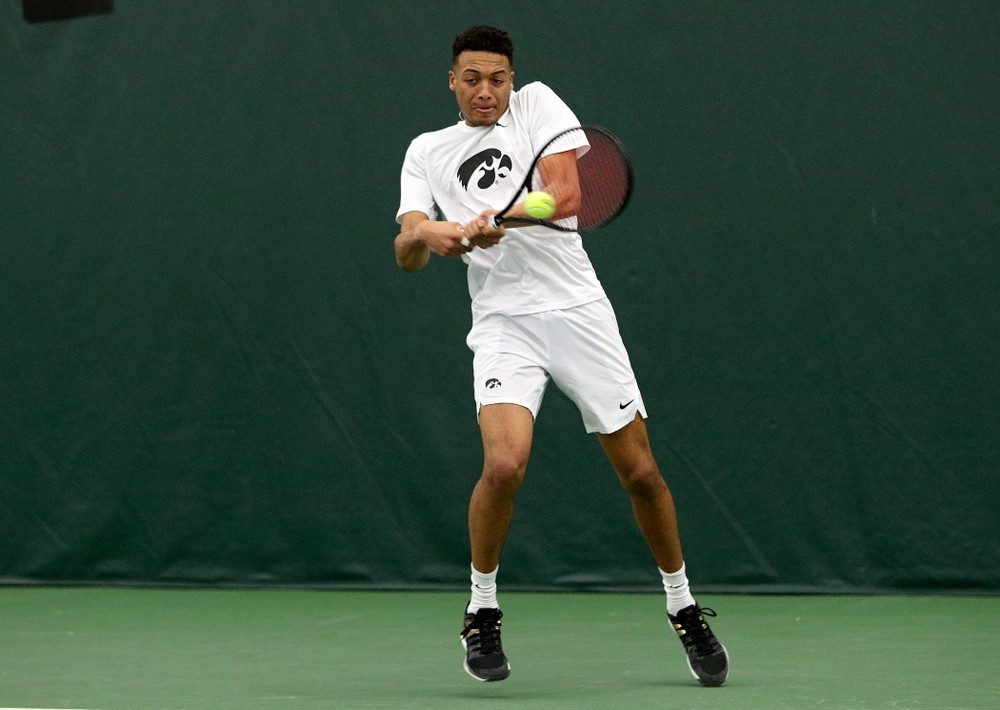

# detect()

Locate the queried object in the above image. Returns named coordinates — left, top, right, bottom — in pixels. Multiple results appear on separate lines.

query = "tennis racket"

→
left=486, top=124, right=634, bottom=232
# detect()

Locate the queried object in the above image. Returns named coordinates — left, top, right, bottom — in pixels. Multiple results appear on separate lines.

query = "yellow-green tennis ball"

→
left=524, top=191, right=556, bottom=219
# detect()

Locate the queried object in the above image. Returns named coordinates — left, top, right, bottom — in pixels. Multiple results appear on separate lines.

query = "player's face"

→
left=450, top=51, right=514, bottom=127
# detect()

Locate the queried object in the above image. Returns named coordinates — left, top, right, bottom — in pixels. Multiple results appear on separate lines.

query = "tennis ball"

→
left=524, top=191, right=556, bottom=219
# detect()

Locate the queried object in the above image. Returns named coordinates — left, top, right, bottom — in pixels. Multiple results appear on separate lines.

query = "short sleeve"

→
left=519, top=82, right=583, bottom=154
left=396, top=137, right=437, bottom=224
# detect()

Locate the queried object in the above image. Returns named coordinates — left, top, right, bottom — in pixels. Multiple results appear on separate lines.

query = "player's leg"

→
left=545, top=299, right=730, bottom=687
left=598, top=416, right=729, bottom=686
left=469, top=402, right=534, bottom=575
left=598, top=416, right=729, bottom=687
left=540, top=300, right=683, bottom=573
left=465, top=314, right=548, bottom=588
left=597, top=414, right=683, bottom=572
left=460, top=402, right=533, bottom=682
left=462, top=309, right=547, bottom=683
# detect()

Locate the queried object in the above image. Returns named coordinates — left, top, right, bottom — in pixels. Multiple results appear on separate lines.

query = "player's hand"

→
left=461, top=211, right=505, bottom=249
left=415, top=221, right=473, bottom=257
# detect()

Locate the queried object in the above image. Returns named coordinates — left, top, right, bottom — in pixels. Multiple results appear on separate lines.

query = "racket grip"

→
left=460, top=236, right=470, bottom=247
left=487, top=214, right=501, bottom=229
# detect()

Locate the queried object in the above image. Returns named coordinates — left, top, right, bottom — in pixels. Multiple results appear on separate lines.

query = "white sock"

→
left=660, top=563, right=697, bottom=615
left=467, top=564, right=499, bottom=614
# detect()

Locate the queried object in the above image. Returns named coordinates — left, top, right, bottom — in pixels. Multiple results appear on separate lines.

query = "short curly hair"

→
left=452, top=25, right=514, bottom=66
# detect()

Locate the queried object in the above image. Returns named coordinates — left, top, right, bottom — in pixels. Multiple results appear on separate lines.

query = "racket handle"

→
left=487, top=214, right=502, bottom=229
left=460, top=236, right=470, bottom=247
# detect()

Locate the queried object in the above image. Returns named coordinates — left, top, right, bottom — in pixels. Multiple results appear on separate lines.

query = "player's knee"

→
left=481, top=451, right=528, bottom=493
left=618, top=459, right=665, bottom=499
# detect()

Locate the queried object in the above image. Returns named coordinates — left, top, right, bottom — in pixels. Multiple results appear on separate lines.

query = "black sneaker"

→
left=460, top=607, right=510, bottom=682
left=668, top=604, right=729, bottom=687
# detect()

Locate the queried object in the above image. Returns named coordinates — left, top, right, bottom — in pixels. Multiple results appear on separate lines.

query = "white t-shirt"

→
left=397, top=82, right=606, bottom=324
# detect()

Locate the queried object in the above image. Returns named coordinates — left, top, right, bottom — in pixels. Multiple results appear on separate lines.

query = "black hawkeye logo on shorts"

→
left=485, top=378, right=502, bottom=390
left=458, top=149, right=512, bottom=190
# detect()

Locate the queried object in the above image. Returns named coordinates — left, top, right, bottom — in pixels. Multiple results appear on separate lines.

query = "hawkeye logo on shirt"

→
left=457, top=149, right=512, bottom=191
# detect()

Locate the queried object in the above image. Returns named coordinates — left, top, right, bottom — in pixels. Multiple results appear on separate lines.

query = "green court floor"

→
left=1, top=588, right=997, bottom=710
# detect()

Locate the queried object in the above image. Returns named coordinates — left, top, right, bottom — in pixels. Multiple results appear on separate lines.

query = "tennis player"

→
left=394, top=25, right=728, bottom=687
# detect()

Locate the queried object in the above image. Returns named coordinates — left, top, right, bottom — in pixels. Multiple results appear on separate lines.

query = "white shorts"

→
left=466, top=298, right=648, bottom=434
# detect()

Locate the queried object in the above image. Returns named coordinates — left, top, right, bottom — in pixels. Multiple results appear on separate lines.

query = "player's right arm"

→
left=394, top=211, right=469, bottom=273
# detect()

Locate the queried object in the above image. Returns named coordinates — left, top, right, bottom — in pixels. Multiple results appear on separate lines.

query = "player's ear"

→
left=449, top=70, right=456, bottom=92
left=510, top=70, right=514, bottom=89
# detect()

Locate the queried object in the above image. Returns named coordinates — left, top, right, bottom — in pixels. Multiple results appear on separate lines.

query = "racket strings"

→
left=575, top=130, right=632, bottom=230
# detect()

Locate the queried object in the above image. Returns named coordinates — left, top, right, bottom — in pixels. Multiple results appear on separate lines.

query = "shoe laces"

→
left=463, top=609, right=503, bottom=655
left=677, top=606, right=721, bottom=654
